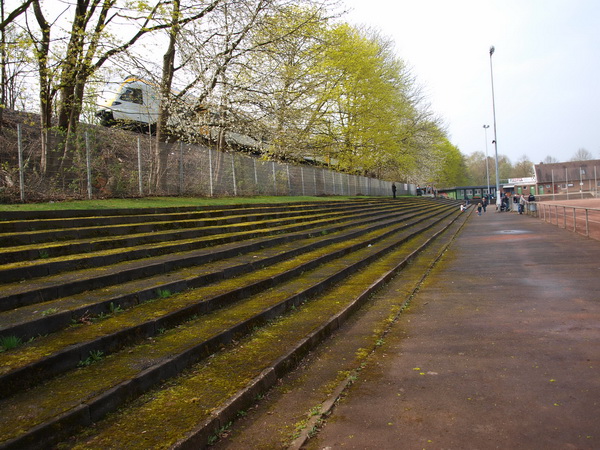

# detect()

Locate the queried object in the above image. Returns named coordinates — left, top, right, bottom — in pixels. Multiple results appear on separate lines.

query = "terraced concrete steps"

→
left=0, top=203, right=438, bottom=344
left=0, top=201, right=390, bottom=267
left=1, top=206, right=453, bottom=389
left=0, top=201, right=448, bottom=389
left=0, top=201, right=422, bottom=298
left=0, top=202, right=373, bottom=247
left=0, top=197, right=466, bottom=450
left=0, top=201, right=408, bottom=281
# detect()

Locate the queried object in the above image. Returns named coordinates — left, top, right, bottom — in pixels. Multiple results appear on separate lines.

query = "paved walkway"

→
left=308, top=209, right=600, bottom=450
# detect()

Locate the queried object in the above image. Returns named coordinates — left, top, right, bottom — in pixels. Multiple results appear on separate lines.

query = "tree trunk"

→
left=154, top=0, right=180, bottom=193
left=31, top=0, right=53, bottom=175
left=0, top=0, right=5, bottom=128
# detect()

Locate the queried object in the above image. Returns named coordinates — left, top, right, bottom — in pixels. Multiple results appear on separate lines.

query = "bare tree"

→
left=29, top=0, right=53, bottom=173
left=571, top=147, right=593, bottom=161
left=512, top=155, right=534, bottom=178
left=0, top=0, right=35, bottom=125
left=153, top=0, right=223, bottom=192
left=25, top=0, right=284, bottom=189
left=0, top=0, right=33, bottom=31
left=25, top=0, right=175, bottom=178
left=543, top=155, right=559, bottom=164
left=149, top=0, right=303, bottom=177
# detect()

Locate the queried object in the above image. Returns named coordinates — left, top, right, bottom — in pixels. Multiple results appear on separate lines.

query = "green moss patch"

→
left=65, top=213, right=462, bottom=449
left=0, top=199, right=463, bottom=447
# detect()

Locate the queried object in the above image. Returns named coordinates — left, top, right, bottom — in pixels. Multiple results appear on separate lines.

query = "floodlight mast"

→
left=489, top=46, right=501, bottom=210
left=483, top=124, right=491, bottom=197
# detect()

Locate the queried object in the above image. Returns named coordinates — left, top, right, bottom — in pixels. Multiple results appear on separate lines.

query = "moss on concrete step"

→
left=0, top=206, right=453, bottom=394
left=0, top=208, right=459, bottom=448
left=64, top=212, right=466, bottom=449
left=0, top=204, right=443, bottom=342
left=0, top=202, right=407, bottom=282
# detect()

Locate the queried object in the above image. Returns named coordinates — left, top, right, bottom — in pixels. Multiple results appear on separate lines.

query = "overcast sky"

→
left=341, top=0, right=600, bottom=164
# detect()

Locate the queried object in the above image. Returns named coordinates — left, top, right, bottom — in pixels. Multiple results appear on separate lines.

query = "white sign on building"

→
left=508, top=177, right=536, bottom=184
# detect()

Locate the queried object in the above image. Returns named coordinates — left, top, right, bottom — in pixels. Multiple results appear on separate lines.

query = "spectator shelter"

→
left=437, top=185, right=499, bottom=201
left=533, top=159, right=600, bottom=199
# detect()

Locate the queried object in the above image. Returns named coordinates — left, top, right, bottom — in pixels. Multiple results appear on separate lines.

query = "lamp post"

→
left=489, top=46, right=501, bottom=210
left=483, top=124, right=490, bottom=199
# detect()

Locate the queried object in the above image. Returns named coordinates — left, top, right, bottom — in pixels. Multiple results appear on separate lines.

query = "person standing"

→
left=502, top=194, right=510, bottom=212
left=519, top=194, right=525, bottom=214
left=392, top=183, right=397, bottom=199
left=477, top=202, right=483, bottom=216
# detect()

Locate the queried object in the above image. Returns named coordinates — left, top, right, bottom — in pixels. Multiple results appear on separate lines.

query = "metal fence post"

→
left=231, top=154, right=237, bottom=197
left=85, top=132, right=92, bottom=199
left=17, top=124, right=24, bottom=202
left=253, top=158, right=258, bottom=186
left=580, top=166, right=584, bottom=199
left=209, top=149, right=214, bottom=197
left=179, top=142, right=184, bottom=195
left=332, top=170, right=335, bottom=195
left=137, top=137, right=143, bottom=196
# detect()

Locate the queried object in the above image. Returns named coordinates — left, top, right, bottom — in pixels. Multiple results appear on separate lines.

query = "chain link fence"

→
left=0, top=115, right=416, bottom=202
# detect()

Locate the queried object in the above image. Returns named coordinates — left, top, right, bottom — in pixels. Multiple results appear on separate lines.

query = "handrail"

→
left=534, top=201, right=600, bottom=239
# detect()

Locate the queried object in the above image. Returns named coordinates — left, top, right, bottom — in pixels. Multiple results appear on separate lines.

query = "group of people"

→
left=499, top=192, right=536, bottom=214
left=405, top=187, right=537, bottom=216
left=476, top=196, right=489, bottom=215
left=391, top=183, right=437, bottom=199
left=461, top=196, right=490, bottom=215
left=462, top=192, right=536, bottom=216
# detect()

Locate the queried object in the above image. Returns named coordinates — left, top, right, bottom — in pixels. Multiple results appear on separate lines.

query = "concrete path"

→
left=307, top=209, right=600, bottom=450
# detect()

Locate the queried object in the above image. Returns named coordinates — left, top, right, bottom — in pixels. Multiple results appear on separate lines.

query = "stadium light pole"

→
left=489, top=45, right=501, bottom=210
left=483, top=124, right=491, bottom=199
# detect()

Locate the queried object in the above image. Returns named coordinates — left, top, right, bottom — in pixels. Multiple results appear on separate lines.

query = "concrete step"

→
left=0, top=201, right=396, bottom=264
left=0, top=197, right=465, bottom=450
left=0, top=202, right=374, bottom=246
left=0, top=203, right=424, bottom=306
left=0, top=205, right=453, bottom=395
left=0, top=204, right=439, bottom=342
left=0, top=201, right=406, bottom=281
left=65, top=209, right=468, bottom=449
